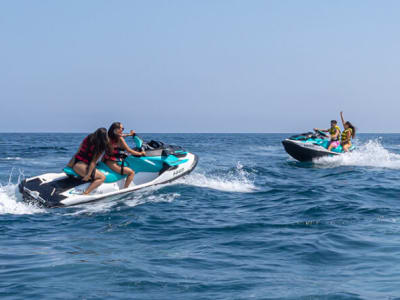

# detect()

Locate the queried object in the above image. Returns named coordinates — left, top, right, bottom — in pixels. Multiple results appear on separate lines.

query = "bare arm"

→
left=314, top=128, right=329, bottom=132
left=119, top=137, right=145, bottom=156
left=340, top=111, right=346, bottom=126
left=122, top=130, right=136, bottom=138
left=67, top=141, right=83, bottom=167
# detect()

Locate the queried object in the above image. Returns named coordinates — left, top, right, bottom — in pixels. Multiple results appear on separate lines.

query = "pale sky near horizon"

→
left=1, top=1, right=399, bottom=133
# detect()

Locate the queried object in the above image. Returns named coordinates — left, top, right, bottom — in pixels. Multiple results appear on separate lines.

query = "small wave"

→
left=65, top=186, right=180, bottom=215
left=177, top=162, right=256, bottom=193
left=314, top=139, right=400, bottom=169
left=252, top=145, right=284, bottom=157
left=65, top=198, right=118, bottom=215
left=125, top=191, right=180, bottom=207
left=0, top=157, right=22, bottom=161
left=0, top=183, right=45, bottom=215
left=28, top=146, right=68, bottom=151
left=253, top=145, right=281, bottom=152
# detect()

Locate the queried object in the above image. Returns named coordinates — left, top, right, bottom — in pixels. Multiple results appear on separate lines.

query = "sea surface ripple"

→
left=1, top=133, right=400, bottom=299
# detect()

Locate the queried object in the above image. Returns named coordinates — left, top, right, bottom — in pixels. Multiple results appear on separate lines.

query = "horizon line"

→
left=0, top=131, right=399, bottom=134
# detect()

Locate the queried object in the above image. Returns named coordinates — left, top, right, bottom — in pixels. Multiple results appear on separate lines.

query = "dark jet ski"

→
left=282, top=130, right=355, bottom=162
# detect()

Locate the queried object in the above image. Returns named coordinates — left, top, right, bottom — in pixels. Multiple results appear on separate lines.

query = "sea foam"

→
left=0, top=183, right=45, bottom=215
left=177, top=162, right=256, bottom=193
left=314, top=139, right=400, bottom=169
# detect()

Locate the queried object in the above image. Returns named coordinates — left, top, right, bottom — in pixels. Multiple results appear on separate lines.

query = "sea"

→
left=0, top=133, right=400, bottom=300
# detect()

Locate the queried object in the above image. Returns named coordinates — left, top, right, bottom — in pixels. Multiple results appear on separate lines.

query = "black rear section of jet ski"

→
left=19, top=177, right=83, bottom=208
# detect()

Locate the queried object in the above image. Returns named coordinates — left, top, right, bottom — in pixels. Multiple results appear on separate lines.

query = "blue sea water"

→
left=1, top=133, right=400, bottom=300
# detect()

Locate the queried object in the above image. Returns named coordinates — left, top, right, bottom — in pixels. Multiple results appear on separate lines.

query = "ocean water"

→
left=1, top=133, right=400, bottom=300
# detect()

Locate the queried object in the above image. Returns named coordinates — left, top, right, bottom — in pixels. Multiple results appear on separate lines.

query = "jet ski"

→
left=19, top=136, right=198, bottom=208
left=282, top=130, right=355, bottom=162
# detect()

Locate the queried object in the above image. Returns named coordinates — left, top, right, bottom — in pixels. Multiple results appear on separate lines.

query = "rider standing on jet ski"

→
left=314, top=120, right=341, bottom=151
left=103, top=122, right=146, bottom=189
left=66, top=128, right=110, bottom=195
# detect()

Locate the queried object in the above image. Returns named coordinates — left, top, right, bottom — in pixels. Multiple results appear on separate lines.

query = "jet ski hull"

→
left=19, top=142, right=198, bottom=208
left=282, top=139, right=338, bottom=162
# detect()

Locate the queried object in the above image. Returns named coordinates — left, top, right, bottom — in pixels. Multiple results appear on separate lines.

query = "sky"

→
left=1, top=0, right=399, bottom=133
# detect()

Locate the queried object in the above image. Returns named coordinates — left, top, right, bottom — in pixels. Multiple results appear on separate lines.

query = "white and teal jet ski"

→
left=282, top=130, right=355, bottom=162
left=19, top=136, right=198, bottom=207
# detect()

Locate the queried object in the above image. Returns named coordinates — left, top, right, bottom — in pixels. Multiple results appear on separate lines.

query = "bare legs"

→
left=105, top=161, right=135, bottom=188
left=73, top=162, right=106, bottom=194
left=342, top=143, right=351, bottom=152
left=327, top=141, right=338, bottom=151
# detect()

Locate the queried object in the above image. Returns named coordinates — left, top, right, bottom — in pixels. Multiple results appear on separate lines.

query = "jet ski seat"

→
left=63, top=167, right=81, bottom=178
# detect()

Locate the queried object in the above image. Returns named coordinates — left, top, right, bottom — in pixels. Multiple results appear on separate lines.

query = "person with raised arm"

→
left=340, top=111, right=356, bottom=152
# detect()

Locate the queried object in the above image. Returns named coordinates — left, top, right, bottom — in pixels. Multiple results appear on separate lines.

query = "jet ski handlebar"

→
left=314, top=129, right=328, bottom=138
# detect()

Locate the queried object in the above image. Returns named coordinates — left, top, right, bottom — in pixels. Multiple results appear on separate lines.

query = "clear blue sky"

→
left=1, top=0, right=399, bottom=132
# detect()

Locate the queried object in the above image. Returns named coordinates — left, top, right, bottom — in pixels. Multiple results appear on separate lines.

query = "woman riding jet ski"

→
left=19, top=134, right=198, bottom=208
left=282, top=112, right=356, bottom=162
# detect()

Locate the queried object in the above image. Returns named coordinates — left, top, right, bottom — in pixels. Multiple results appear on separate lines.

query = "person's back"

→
left=66, top=128, right=109, bottom=194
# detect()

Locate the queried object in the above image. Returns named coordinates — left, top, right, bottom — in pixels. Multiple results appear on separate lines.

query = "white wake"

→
left=177, top=162, right=256, bottom=193
left=314, top=139, right=400, bottom=169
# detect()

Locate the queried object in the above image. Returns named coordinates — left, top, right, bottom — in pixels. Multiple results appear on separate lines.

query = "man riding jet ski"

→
left=314, top=120, right=341, bottom=152
left=282, top=129, right=355, bottom=162
left=19, top=136, right=198, bottom=207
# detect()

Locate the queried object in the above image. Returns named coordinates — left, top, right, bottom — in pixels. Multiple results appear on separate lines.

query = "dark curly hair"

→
left=86, top=128, right=110, bottom=156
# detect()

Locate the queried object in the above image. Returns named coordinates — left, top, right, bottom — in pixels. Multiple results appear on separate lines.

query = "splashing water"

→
left=314, top=139, right=400, bottom=169
left=177, top=162, right=256, bottom=193
left=0, top=168, right=45, bottom=215
left=0, top=183, right=45, bottom=215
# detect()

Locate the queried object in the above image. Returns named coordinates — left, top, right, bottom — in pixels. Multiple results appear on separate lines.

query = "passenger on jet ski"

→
left=340, top=111, right=356, bottom=152
left=103, top=122, right=146, bottom=189
left=66, top=128, right=110, bottom=195
left=314, top=120, right=341, bottom=151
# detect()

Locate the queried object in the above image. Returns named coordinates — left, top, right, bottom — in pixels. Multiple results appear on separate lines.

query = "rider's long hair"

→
left=108, top=122, right=121, bottom=142
left=87, top=128, right=110, bottom=156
